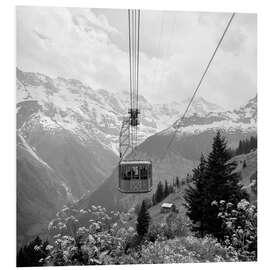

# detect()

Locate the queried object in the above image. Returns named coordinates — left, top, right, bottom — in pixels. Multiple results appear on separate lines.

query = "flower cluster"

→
left=119, top=236, right=237, bottom=264
left=217, top=199, right=257, bottom=261
left=45, top=205, right=136, bottom=265
left=41, top=202, right=243, bottom=265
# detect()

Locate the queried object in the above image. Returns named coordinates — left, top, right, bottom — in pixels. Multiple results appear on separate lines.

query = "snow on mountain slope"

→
left=17, top=69, right=120, bottom=201
left=17, top=68, right=226, bottom=155
left=135, top=95, right=257, bottom=162
left=164, top=95, right=257, bottom=136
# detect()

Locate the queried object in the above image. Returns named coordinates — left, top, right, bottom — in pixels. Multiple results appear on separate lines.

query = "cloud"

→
left=69, top=8, right=120, bottom=34
left=16, top=6, right=128, bottom=90
left=16, top=7, right=256, bottom=109
left=33, top=30, right=51, bottom=42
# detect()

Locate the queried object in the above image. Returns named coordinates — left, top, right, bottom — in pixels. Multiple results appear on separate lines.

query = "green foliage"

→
left=17, top=236, right=49, bottom=267
left=250, top=171, right=257, bottom=196
left=147, top=223, right=167, bottom=242
left=136, top=200, right=151, bottom=237
left=134, top=198, right=152, bottom=215
left=235, top=136, right=257, bottom=156
left=20, top=200, right=248, bottom=265
left=44, top=205, right=136, bottom=265
left=166, top=213, right=190, bottom=238
left=153, top=181, right=164, bottom=204
left=164, top=180, right=169, bottom=197
left=19, top=132, right=257, bottom=267
left=175, top=176, right=180, bottom=189
left=184, top=154, right=208, bottom=236
left=216, top=199, right=257, bottom=261
left=147, top=213, right=190, bottom=242
left=184, top=131, right=248, bottom=239
left=119, top=236, right=238, bottom=264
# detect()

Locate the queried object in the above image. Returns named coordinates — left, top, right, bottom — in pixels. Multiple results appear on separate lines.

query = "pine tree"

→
left=184, top=153, right=207, bottom=237
left=152, top=193, right=156, bottom=206
left=175, top=176, right=180, bottom=189
left=235, top=136, right=257, bottom=155
left=164, top=180, right=169, bottom=197
left=184, top=131, right=248, bottom=239
left=169, top=182, right=174, bottom=194
left=136, top=200, right=151, bottom=237
left=206, top=131, right=247, bottom=204
left=155, top=181, right=164, bottom=203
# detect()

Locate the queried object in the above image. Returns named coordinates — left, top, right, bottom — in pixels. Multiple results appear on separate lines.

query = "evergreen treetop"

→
left=136, top=200, right=151, bottom=237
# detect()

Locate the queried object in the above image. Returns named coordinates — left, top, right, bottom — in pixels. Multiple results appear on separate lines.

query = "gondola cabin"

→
left=118, top=160, right=152, bottom=193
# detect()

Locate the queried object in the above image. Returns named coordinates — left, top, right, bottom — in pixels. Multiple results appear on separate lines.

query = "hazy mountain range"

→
left=16, top=68, right=257, bottom=247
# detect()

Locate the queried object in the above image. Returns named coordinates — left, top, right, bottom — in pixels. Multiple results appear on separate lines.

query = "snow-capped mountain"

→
left=139, top=95, right=257, bottom=162
left=169, top=95, right=257, bottom=136
left=16, top=68, right=257, bottom=245
left=17, top=68, right=225, bottom=156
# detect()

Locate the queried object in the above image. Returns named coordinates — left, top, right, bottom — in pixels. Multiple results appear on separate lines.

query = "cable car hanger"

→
left=119, top=9, right=141, bottom=162
left=118, top=9, right=153, bottom=193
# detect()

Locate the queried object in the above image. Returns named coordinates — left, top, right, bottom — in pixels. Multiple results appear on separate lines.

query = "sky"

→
left=16, top=6, right=257, bottom=109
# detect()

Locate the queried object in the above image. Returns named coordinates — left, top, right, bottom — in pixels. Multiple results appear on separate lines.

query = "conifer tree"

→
left=155, top=181, right=164, bottom=203
left=169, top=182, right=174, bottom=194
left=184, top=153, right=207, bottom=236
left=175, top=176, right=180, bottom=189
left=164, top=180, right=169, bottom=197
left=152, top=193, right=156, bottom=206
left=136, top=200, right=151, bottom=237
left=184, top=131, right=248, bottom=239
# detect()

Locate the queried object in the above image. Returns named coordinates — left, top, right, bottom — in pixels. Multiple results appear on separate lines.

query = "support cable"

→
left=160, top=13, right=236, bottom=161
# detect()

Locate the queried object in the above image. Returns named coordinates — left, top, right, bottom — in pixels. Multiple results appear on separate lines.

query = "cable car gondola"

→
left=118, top=9, right=152, bottom=193
left=119, top=160, right=152, bottom=193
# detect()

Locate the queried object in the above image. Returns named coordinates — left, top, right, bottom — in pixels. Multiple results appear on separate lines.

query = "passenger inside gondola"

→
left=132, top=166, right=139, bottom=179
left=140, top=166, right=147, bottom=179
left=127, top=169, right=131, bottom=179
left=121, top=164, right=149, bottom=181
left=123, top=167, right=130, bottom=180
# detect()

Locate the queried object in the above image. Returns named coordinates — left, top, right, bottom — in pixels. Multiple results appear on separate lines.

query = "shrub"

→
left=45, top=205, right=135, bottom=265
left=147, top=213, right=190, bottom=243
left=216, top=199, right=257, bottom=261
left=26, top=202, right=244, bottom=266
left=147, top=223, right=174, bottom=242
left=119, top=236, right=238, bottom=264
left=17, top=236, right=49, bottom=267
left=166, top=212, right=190, bottom=238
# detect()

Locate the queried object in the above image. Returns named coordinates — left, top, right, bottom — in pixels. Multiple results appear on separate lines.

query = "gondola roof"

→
left=119, top=160, right=151, bottom=165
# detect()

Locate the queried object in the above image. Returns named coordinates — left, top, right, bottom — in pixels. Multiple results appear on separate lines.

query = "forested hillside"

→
left=17, top=132, right=257, bottom=266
